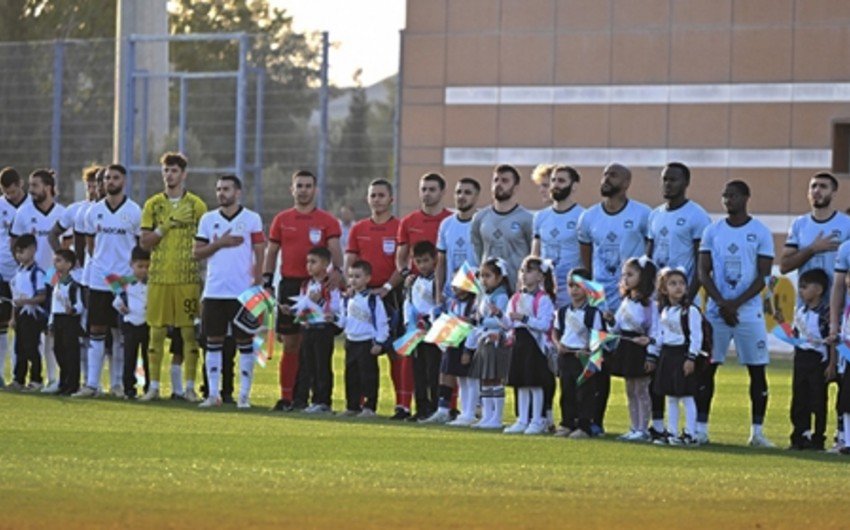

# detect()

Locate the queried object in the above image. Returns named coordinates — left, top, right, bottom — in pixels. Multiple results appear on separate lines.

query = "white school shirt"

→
left=792, top=302, right=829, bottom=360
left=49, top=277, right=83, bottom=317
left=85, top=196, right=142, bottom=293
left=342, top=290, right=389, bottom=343
left=301, top=278, right=343, bottom=328
left=651, top=305, right=702, bottom=359
left=465, top=286, right=511, bottom=350
left=0, top=194, right=29, bottom=281
left=507, top=289, right=554, bottom=354
left=11, top=263, right=45, bottom=317
left=195, top=206, right=264, bottom=299
left=404, top=273, right=438, bottom=327
left=112, top=280, right=148, bottom=327
left=10, top=200, right=66, bottom=272
left=555, top=302, right=604, bottom=350
left=613, top=297, right=658, bottom=337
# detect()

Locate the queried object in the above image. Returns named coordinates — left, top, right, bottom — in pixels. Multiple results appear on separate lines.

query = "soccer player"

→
left=11, top=169, right=66, bottom=394
left=48, top=165, right=100, bottom=262
left=393, top=172, right=451, bottom=419
left=72, top=164, right=141, bottom=398
left=0, top=167, right=30, bottom=387
left=577, top=163, right=650, bottom=435
left=530, top=163, right=555, bottom=207
left=699, top=180, right=775, bottom=447
left=436, top=177, right=480, bottom=302
left=264, top=169, right=342, bottom=412
left=194, top=175, right=265, bottom=409
left=138, top=152, right=207, bottom=402
left=531, top=165, right=584, bottom=307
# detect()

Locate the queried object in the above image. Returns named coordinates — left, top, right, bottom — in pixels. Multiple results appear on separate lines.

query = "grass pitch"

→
left=1, top=350, right=848, bottom=529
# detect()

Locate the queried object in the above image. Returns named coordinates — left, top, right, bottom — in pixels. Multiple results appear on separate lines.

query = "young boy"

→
left=552, top=268, right=606, bottom=438
left=404, top=240, right=440, bottom=421
left=114, top=246, right=150, bottom=400
left=342, top=260, right=389, bottom=417
left=49, top=249, right=83, bottom=395
left=784, top=268, right=833, bottom=450
left=8, top=235, right=47, bottom=391
left=286, top=246, right=341, bottom=413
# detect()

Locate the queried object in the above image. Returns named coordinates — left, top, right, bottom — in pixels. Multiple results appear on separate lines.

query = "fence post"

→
left=317, top=31, right=330, bottom=210
left=235, top=33, right=248, bottom=182
left=50, top=40, right=65, bottom=178
left=178, top=75, right=187, bottom=154
left=393, top=30, right=404, bottom=217
left=123, top=38, right=136, bottom=194
left=254, top=67, right=265, bottom=215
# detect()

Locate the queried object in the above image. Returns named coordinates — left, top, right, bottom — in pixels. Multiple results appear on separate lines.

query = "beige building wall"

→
left=399, top=0, right=850, bottom=248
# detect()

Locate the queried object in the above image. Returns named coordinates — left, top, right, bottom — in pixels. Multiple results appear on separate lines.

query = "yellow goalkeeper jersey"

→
left=141, top=190, right=207, bottom=285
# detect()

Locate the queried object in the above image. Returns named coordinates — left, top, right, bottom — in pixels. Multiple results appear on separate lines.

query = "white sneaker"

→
left=618, top=429, right=637, bottom=441
left=138, top=388, right=160, bottom=402
left=184, top=388, right=201, bottom=403
left=110, top=385, right=125, bottom=399
left=357, top=408, right=377, bottom=418
left=523, top=420, right=547, bottom=435
left=503, top=421, right=529, bottom=434
left=237, top=396, right=251, bottom=409
left=420, top=409, right=451, bottom=424
left=695, top=431, right=710, bottom=445
left=198, top=396, right=222, bottom=408
left=303, top=404, right=331, bottom=414
left=827, top=441, right=846, bottom=454
left=447, top=415, right=476, bottom=427
left=25, top=381, right=43, bottom=392
left=624, top=430, right=649, bottom=442
left=71, top=386, right=97, bottom=398
left=748, top=433, right=776, bottom=448
left=41, top=380, right=60, bottom=394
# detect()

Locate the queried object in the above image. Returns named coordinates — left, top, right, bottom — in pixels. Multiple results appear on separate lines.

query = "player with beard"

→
left=531, top=165, right=584, bottom=307
left=577, top=163, right=650, bottom=436
left=436, top=178, right=481, bottom=302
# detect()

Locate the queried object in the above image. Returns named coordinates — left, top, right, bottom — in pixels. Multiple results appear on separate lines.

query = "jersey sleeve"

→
left=784, top=217, right=801, bottom=248
left=325, top=213, right=341, bottom=239
left=396, top=216, right=410, bottom=246
left=195, top=213, right=211, bottom=242
left=758, top=224, right=775, bottom=258
left=9, top=209, right=25, bottom=238
left=250, top=212, right=265, bottom=245
left=638, top=203, right=650, bottom=238
left=532, top=211, right=542, bottom=239
left=646, top=209, right=657, bottom=241
left=268, top=212, right=283, bottom=244
left=436, top=218, right=448, bottom=252
left=576, top=209, right=592, bottom=245
left=346, top=222, right=360, bottom=254
left=691, top=207, right=711, bottom=241
left=57, top=205, right=75, bottom=231
left=835, top=241, right=850, bottom=273
left=699, top=223, right=714, bottom=254
left=140, top=198, right=155, bottom=231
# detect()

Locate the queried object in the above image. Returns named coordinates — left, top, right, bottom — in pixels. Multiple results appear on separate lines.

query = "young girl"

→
left=504, top=256, right=556, bottom=435
left=649, top=267, right=702, bottom=446
left=837, top=272, right=850, bottom=455
left=466, top=258, right=513, bottom=429
left=552, top=268, right=605, bottom=438
left=608, top=256, right=658, bottom=442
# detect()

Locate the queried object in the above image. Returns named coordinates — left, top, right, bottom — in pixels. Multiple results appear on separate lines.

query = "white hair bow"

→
left=540, top=259, right=554, bottom=273
left=491, top=257, right=509, bottom=277
left=637, top=255, right=655, bottom=269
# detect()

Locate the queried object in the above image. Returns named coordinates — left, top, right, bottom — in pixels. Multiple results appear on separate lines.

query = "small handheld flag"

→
left=393, top=327, right=426, bottom=357
left=577, top=348, right=603, bottom=386
left=451, top=262, right=481, bottom=295
left=105, top=273, right=135, bottom=294
left=571, top=275, right=606, bottom=308
left=424, top=313, right=474, bottom=349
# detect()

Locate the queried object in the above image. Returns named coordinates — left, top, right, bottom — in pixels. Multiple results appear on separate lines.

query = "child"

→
left=505, top=256, right=556, bottom=435
left=49, top=249, right=83, bottom=396
left=608, top=256, right=658, bottom=442
left=422, top=283, right=477, bottom=424
left=341, top=260, right=389, bottom=417
left=467, top=257, right=512, bottom=429
left=114, top=246, right=150, bottom=400
left=552, top=268, right=605, bottom=438
left=648, top=267, right=702, bottom=446
left=404, top=240, right=440, bottom=421
left=8, top=235, right=47, bottom=391
left=838, top=270, right=850, bottom=455
left=286, top=246, right=342, bottom=413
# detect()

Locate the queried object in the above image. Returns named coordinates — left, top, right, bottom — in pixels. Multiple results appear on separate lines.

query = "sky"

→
left=273, top=0, right=407, bottom=87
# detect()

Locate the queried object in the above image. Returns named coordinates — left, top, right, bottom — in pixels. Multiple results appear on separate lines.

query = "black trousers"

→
left=558, top=354, right=583, bottom=429
left=345, top=339, right=379, bottom=412
left=293, top=327, right=335, bottom=407
left=594, top=364, right=611, bottom=429
left=13, top=312, right=43, bottom=385
left=413, top=342, right=441, bottom=417
left=122, top=322, right=150, bottom=397
left=53, top=315, right=81, bottom=394
left=790, top=349, right=828, bottom=446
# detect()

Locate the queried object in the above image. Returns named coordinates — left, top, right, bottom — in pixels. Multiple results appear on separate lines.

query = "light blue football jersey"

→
left=577, top=199, right=650, bottom=310
left=436, top=213, right=477, bottom=298
left=785, top=211, right=850, bottom=278
left=647, top=200, right=712, bottom=283
left=533, top=203, right=584, bottom=306
left=700, top=217, right=774, bottom=321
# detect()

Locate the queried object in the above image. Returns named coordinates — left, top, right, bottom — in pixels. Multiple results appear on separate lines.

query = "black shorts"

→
left=202, top=298, right=252, bottom=341
left=277, top=277, right=306, bottom=335
left=88, top=289, right=120, bottom=328
left=0, top=279, right=12, bottom=322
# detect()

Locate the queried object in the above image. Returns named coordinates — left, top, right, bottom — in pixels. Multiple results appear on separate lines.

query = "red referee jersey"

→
left=268, top=207, right=341, bottom=279
left=397, top=208, right=451, bottom=273
left=346, top=216, right=400, bottom=287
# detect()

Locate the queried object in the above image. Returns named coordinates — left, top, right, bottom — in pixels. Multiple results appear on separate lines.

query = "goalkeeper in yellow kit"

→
left=138, top=152, right=207, bottom=401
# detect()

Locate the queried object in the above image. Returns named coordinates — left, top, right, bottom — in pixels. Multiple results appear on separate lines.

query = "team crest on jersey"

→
left=510, top=222, right=521, bottom=232
left=728, top=243, right=739, bottom=254
left=676, top=218, right=686, bottom=226
left=832, top=229, right=842, bottom=239
left=236, top=222, right=245, bottom=232
left=309, top=227, right=322, bottom=244
left=624, top=220, right=634, bottom=229
left=566, top=221, right=576, bottom=229
left=382, top=237, right=395, bottom=255
left=746, top=233, right=756, bottom=242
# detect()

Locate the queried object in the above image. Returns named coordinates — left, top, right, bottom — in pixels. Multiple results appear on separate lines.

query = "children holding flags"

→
left=9, top=235, right=47, bottom=390
left=49, top=249, right=83, bottom=396
left=113, top=246, right=151, bottom=399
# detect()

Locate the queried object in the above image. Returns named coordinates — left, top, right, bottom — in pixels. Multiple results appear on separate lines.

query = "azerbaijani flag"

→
left=589, top=329, right=619, bottom=352
left=577, top=348, right=604, bottom=386
left=451, top=261, right=481, bottom=295
left=571, top=275, right=606, bottom=308
left=838, top=342, right=850, bottom=363
left=44, top=266, right=60, bottom=287
left=253, top=335, right=269, bottom=367
left=295, top=307, right=325, bottom=325
left=238, top=285, right=275, bottom=317
left=393, top=327, right=426, bottom=357
left=105, top=273, right=135, bottom=294
left=424, top=313, right=474, bottom=348
left=771, top=321, right=803, bottom=347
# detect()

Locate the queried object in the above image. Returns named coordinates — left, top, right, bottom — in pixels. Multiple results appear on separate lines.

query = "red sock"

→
left=391, top=354, right=414, bottom=409
left=450, top=383, right=458, bottom=410
left=279, top=337, right=301, bottom=401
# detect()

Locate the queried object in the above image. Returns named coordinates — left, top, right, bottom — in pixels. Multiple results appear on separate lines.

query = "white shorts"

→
left=707, top=315, right=770, bottom=366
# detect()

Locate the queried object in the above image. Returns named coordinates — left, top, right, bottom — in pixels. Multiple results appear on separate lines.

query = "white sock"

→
left=479, top=386, right=493, bottom=424
left=653, top=419, right=665, bottom=432
left=150, top=380, right=160, bottom=391
left=751, top=423, right=763, bottom=437
left=697, top=421, right=708, bottom=435
left=666, top=396, right=680, bottom=435
left=683, top=396, right=697, bottom=436
left=493, top=389, right=505, bottom=425
left=110, top=328, right=124, bottom=389
left=205, top=350, right=222, bottom=399
left=517, top=388, right=530, bottom=425
left=185, top=379, right=195, bottom=391
left=85, top=337, right=106, bottom=389
left=42, top=333, right=57, bottom=383
left=171, top=364, right=184, bottom=395
left=843, top=413, right=850, bottom=447
left=466, top=380, right=480, bottom=419
left=238, top=350, right=255, bottom=400
left=530, top=387, right=544, bottom=423
left=0, top=331, right=8, bottom=381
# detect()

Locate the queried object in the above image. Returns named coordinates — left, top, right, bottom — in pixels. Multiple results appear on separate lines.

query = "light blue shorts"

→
left=707, top=316, right=770, bottom=366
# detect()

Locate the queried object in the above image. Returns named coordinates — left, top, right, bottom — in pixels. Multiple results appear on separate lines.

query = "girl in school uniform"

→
left=504, top=256, right=556, bottom=435
left=835, top=272, right=850, bottom=455
left=608, top=256, right=658, bottom=442
left=649, top=267, right=703, bottom=446
left=467, top=258, right=513, bottom=429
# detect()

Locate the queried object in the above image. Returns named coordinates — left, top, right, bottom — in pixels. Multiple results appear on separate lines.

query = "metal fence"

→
left=0, top=34, right=396, bottom=225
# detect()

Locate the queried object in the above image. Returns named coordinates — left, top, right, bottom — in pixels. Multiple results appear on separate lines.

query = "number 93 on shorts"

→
left=146, top=283, right=201, bottom=328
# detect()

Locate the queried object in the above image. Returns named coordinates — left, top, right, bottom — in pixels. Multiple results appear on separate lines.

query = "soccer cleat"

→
left=357, top=408, right=377, bottom=418
left=839, top=447, right=850, bottom=456
left=523, top=420, right=548, bottom=435
left=447, top=415, right=476, bottom=427
left=270, top=399, right=292, bottom=412
left=420, top=409, right=451, bottom=424
left=6, top=381, right=24, bottom=391
left=110, top=385, right=125, bottom=399
left=236, top=396, right=251, bottom=409
left=41, top=380, right=60, bottom=394
left=138, top=388, right=160, bottom=402
left=694, top=432, right=710, bottom=445
left=617, top=429, right=637, bottom=441
left=71, top=386, right=98, bottom=398
left=341, top=409, right=361, bottom=417
left=25, top=381, right=43, bottom=392
left=222, top=395, right=236, bottom=405
left=389, top=406, right=411, bottom=421
left=652, top=431, right=671, bottom=445
left=568, top=429, right=590, bottom=439
left=198, top=396, right=222, bottom=408
left=183, top=388, right=201, bottom=403
left=405, top=411, right=429, bottom=422
left=748, top=433, right=776, bottom=448
left=625, top=430, right=650, bottom=442
left=503, top=421, right=529, bottom=434
left=169, top=393, right=185, bottom=401
left=303, top=403, right=331, bottom=414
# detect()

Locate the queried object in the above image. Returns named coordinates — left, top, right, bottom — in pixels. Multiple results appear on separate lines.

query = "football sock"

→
left=666, top=396, right=680, bottom=435
left=517, top=388, right=530, bottom=425
left=239, top=344, right=255, bottom=400
left=170, top=364, right=183, bottom=396
left=148, top=326, right=167, bottom=385
left=205, top=341, right=223, bottom=399
left=180, top=326, right=199, bottom=387
left=85, top=334, right=106, bottom=390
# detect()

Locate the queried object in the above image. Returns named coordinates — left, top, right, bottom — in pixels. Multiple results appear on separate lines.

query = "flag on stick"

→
left=393, top=327, right=426, bottom=357
left=451, top=262, right=481, bottom=295
left=571, top=275, right=606, bottom=308
left=424, top=313, right=474, bottom=348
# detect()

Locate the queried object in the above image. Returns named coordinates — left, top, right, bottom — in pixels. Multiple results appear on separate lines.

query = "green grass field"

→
left=1, top=347, right=848, bottom=529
